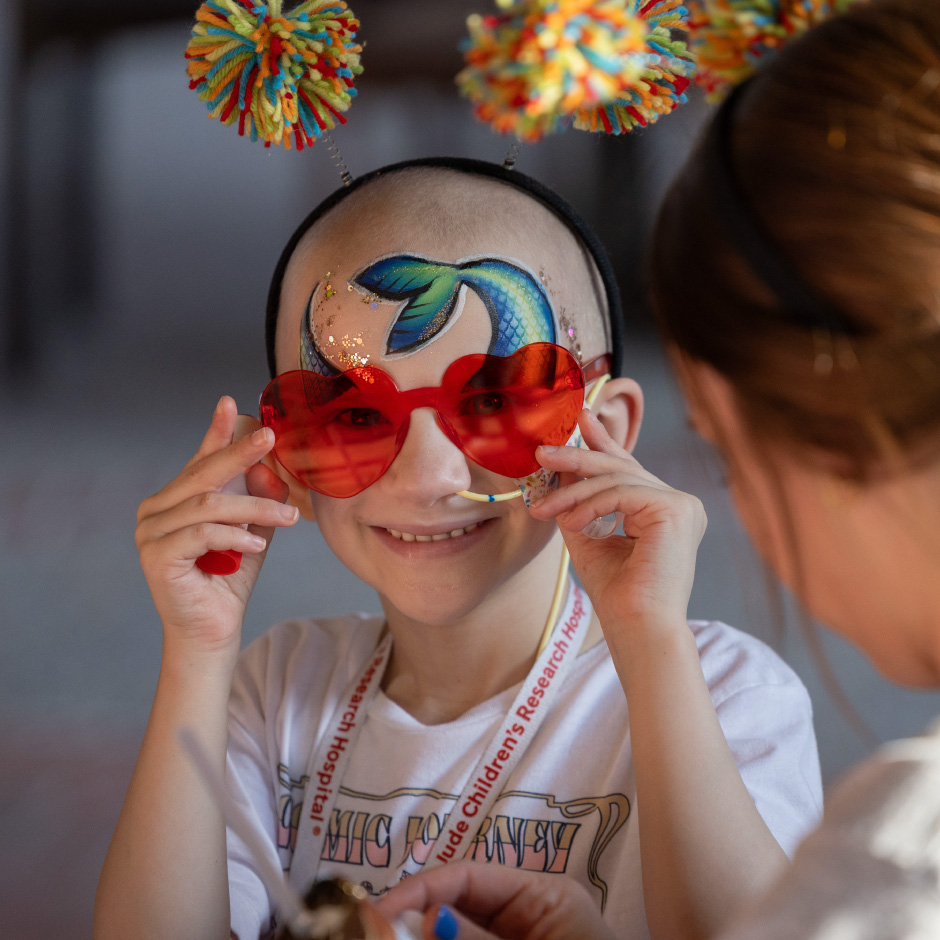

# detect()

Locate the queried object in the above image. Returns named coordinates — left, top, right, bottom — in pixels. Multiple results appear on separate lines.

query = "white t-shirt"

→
left=226, top=610, right=822, bottom=939
left=719, top=723, right=940, bottom=940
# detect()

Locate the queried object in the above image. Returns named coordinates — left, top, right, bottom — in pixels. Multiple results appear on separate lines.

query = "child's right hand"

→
left=135, top=395, right=300, bottom=655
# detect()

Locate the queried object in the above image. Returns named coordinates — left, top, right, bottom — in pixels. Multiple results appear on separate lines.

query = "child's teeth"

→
left=386, top=522, right=482, bottom=541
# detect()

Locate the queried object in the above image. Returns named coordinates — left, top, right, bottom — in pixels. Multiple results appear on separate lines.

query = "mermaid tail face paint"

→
left=301, top=253, right=558, bottom=377
left=353, top=254, right=556, bottom=357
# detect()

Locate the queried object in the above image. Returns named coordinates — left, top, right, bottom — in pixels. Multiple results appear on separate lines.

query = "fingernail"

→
left=433, top=906, right=459, bottom=940
left=214, top=396, right=225, bottom=415
left=251, top=427, right=271, bottom=446
left=281, top=505, right=299, bottom=522
left=539, top=445, right=559, bottom=455
left=247, top=534, right=266, bottom=549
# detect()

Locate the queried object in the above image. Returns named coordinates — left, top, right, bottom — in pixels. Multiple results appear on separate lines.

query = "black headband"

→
left=703, top=80, right=862, bottom=337
left=264, top=156, right=625, bottom=377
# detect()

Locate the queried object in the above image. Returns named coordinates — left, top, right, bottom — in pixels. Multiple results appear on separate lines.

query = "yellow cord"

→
left=457, top=488, right=522, bottom=502
left=536, top=543, right=571, bottom=656
left=532, top=375, right=609, bottom=654
left=460, top=372, right=610, bottom=654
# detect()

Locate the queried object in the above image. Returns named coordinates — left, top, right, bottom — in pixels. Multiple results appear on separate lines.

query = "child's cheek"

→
left=515, top=425, right=585, bottom=508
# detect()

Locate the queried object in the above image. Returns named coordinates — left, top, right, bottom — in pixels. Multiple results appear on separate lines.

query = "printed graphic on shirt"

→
left=275, top=772, right=629, bottom=909
left=276, top=764, right=309, bottom=855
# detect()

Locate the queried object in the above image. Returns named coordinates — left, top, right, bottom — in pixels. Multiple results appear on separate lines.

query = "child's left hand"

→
left=528, top=409, right=706, bottom=634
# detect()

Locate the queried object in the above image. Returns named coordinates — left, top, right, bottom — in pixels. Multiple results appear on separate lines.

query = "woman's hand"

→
left=135, top=395, right=299, bottom=654
left=529, top=409, right=706, bottom=634
left=375, top=862, right=613, bottom=940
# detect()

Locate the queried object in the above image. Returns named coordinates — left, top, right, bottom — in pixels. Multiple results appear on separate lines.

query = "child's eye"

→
left=334, top=407, right=387, bottom=428
left=461, top=391, right=506, bottom=416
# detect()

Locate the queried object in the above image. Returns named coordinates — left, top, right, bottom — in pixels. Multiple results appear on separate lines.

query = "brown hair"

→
left=650, top=0, right=940, bottom=481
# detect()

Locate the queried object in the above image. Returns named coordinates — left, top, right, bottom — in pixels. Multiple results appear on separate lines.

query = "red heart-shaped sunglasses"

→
left=259, top=342, right=611, bottom=499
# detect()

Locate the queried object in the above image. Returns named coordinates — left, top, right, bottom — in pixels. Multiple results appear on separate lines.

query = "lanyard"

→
left=289, top=582, right=592, bottom=890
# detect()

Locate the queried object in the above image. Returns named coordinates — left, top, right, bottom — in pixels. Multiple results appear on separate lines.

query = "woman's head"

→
left=650, top=0, right=940, bottom=682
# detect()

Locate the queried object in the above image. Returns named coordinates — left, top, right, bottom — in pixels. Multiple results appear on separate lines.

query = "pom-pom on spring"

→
left=687, top=0, right=865, bottom=101
left=324, top=133, right=353, bottom=185
left=185, top=0, right=363, bottom=150
left=457, top=0, right=695, bottom=142
left=502, top=141, right=521, bottom=169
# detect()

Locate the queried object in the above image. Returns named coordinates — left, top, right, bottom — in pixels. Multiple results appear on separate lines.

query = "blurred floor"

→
left=3, top=22, right=940, bottom=940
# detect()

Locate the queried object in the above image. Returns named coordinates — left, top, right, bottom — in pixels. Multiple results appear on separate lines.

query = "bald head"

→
left=271, top=165, right=614, bottom=376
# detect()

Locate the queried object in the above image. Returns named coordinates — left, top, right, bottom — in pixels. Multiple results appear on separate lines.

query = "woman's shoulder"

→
left=719, top=723, right=940, bottom=940
left=824, top=721, right=940, bottom=833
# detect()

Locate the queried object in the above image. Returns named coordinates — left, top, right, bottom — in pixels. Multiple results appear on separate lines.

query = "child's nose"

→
left=380, top=408, right=472, bottom=503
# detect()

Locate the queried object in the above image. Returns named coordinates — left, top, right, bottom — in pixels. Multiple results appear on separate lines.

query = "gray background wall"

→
left=3, top=14, right=940, bottom=939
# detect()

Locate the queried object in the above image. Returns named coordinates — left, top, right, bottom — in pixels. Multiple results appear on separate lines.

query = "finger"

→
left=421, top=905, right=492, bottom=940
left=566, top=483, right=702, bottom=538
left=357, top=902, right=400, bottom=940
left=528, top=469, right=670, bottom=524
left=140, top=427, right=277, bottom=522
left=376, top=862, right=525, bottom=924
left=577, top=408, right=621, bottom=454
left=185, top=396, right=238, bottom=469
left=536, top=443, right=666, bottom=491
left=143, top=522, right=268, bottom=568
left=138, top=491, right=299, bottom=548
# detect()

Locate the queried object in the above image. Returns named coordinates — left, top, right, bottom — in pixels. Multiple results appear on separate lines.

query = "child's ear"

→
left=233, top=414, right=316, bottom=522
left=272, top=460, right=317, bottom=522
left=592, top=377, right=643, bottom=453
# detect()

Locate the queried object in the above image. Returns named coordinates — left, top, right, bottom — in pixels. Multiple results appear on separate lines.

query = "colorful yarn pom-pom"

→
left=688, top=0, right=865, bottom=100
left=457, top=0, right=694, bottom=142
left=185, top=0, right=362, bottom=150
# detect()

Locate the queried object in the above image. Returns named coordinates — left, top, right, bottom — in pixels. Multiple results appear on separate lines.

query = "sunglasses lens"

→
left=260, top=369, right=402, bottom=498
left=444, top=343, right=585, bottom=478
left=260, top=344, right=588, bottom=497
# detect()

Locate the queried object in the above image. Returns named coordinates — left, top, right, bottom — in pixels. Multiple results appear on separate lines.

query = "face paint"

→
left=351, top=254, right=556, bottom=357
left=558, top=306, right=582, bottom=363
left=301, top=283, right=342, bottom=377
left=292, top=252, right=608, bottom=502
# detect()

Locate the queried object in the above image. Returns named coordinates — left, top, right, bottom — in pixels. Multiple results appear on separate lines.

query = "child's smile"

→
left=383, top=520, right=485, bottom=543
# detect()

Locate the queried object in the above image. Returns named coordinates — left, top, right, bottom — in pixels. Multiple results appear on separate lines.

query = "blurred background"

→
left=2, top=3, right=940, bottom=938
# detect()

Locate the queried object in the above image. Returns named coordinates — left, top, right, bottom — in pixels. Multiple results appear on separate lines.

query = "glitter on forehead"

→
left=558, top=306, right=582, bottom=362
left=419, top=306, right=452, bottom=345
left=317, top=313, right=338, bottom=350
left=336, top=333, right=371, bottom=368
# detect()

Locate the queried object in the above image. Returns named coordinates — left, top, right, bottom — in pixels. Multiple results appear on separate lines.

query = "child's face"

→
left=273, top=172, right=608, bottom=624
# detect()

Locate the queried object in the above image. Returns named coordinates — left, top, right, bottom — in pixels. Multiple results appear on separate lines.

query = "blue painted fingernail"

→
left=434, top=905, right=459, bottom=940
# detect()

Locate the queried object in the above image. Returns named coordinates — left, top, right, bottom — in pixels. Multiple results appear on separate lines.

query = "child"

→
left=94, top=158, right=822, bottom=940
